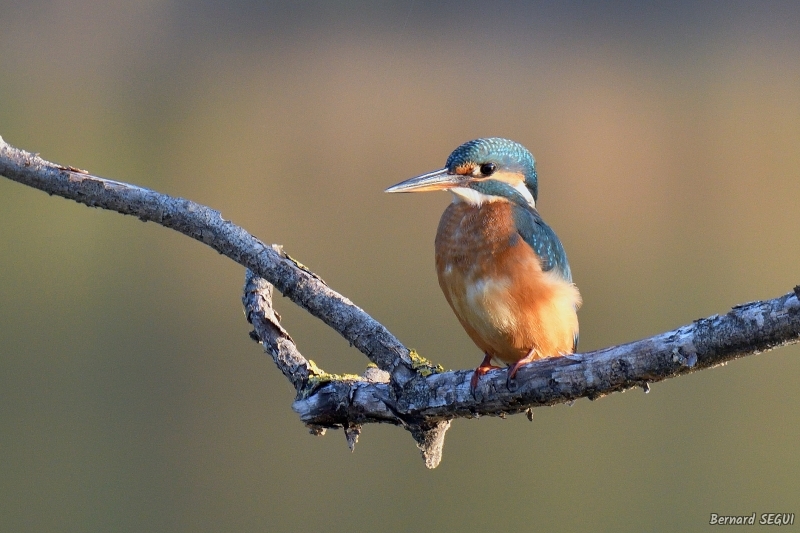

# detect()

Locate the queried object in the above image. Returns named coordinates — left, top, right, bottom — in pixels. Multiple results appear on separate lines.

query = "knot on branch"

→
left=409, top=420, right=451, bottom=469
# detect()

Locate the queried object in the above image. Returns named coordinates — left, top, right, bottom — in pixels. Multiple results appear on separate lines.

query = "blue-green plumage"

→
left=511, top=204, right=572, bottom=282
left=445, top=137, right=539, bottom=202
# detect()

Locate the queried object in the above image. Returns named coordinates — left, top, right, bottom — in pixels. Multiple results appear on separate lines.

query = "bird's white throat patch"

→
left=449, top=187, right=497, bottom=206
left=449, top=183, right=535, bottom=207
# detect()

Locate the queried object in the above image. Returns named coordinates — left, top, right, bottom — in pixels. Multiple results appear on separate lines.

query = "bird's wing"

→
left=512, top=203, right=580, bottom=353
left=511, top=204, right=572, bottom=282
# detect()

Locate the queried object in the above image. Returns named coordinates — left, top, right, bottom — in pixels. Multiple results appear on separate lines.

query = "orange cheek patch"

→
left=455, top=162, right=477, bottom=175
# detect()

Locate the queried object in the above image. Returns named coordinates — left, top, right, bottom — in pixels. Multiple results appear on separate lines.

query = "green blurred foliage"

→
left=1, top=1, right=799, bottom=532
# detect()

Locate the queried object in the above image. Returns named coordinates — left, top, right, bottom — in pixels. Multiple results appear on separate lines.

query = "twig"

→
left=2, top=135, right=798, bottom=469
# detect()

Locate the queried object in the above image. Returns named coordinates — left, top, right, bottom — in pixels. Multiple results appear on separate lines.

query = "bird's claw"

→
left=470, top=354, right=501, bottom=392
left=506, top=369, right=519, bottom=391
left=470, top=365, right=500, bottom=391
left=505, top=356, right=529, bottom=391
left=505, top=349, right=536, bottom=390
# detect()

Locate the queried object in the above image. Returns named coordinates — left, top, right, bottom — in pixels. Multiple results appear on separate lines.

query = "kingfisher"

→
left=386, top=138, right=581, bottom=390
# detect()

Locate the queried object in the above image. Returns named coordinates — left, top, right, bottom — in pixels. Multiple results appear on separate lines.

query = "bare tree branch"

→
left=0, top=136, right=417, bottom=385
left=291, top=289, right=800, bottom=425
left=2, top=136, right=799, bottom=469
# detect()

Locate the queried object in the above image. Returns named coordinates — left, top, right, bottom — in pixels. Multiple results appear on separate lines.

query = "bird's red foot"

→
left=470, top=353, right=501, bottom=390
left=506, top=348, right=538, bottom=388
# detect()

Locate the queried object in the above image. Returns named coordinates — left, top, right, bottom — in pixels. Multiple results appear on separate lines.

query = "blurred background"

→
left=1, top=1, right=799, bottom=531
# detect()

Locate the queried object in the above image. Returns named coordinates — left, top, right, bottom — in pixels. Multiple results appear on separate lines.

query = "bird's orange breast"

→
left=435, top=200, right=580, bottom=365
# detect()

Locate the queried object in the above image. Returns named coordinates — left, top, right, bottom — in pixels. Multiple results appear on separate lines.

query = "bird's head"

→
left=385, top=138, right=538, bottom=206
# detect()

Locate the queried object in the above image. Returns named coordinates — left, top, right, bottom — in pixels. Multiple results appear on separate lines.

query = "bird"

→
left=385, top=138, right=580, bottom=390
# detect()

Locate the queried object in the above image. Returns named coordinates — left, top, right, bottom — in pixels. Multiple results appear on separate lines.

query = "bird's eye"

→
left=480, top=163, right=496, bottom=176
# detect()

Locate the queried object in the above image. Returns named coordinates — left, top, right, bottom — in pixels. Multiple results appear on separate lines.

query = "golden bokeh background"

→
left=1, top=2, right=799, bottom=531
